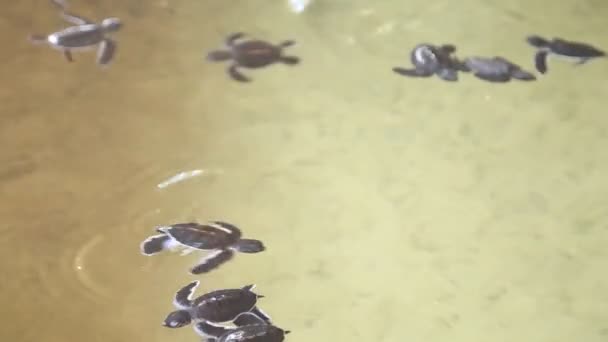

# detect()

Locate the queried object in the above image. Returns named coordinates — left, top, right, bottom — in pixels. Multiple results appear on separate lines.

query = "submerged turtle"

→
left=140, top=221, right=265, bottom=274
left=206, top=32, right=300, bottom=82
left=195, top=312, right=290, bottom=342
left=28, top=0, right=122, bottom=66
left=392, top=43, right=467, bottom=81
left=461, top=56, right=536, bottom=83
left=163, top=280, right=271, bottom=332
left=526, top=35, right=606, bottom=74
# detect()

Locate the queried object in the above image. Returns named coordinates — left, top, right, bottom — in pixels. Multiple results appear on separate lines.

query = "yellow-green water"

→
left=1, top=0, right=608, bottom=341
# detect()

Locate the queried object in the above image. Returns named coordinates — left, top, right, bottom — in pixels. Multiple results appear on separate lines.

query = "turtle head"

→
left=162, top=310, right=191, bottom=328
left=101, top=17, right=122, bottom=32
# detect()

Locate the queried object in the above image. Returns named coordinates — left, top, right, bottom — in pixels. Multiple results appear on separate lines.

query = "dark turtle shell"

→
left=191, top=286, right=259, bottom=322
left=463, top=56, right=536, bottom=82
left=161, top=222, right=241, bottom=250
left=232, top=40, right=283, bottom=68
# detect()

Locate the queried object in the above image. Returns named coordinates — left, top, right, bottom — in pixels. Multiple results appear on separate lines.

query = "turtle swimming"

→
left=393, top=43, right=467, bottom=81
left=140, top=221, right=265, bottom=274
left=163, top=280, right=271, bottom=333
left=461, top=56, right=536, bottom=83
left=526, top=35, right=606, bottom=74
left=195, top=312, right=290, bottom=342
left=206, top=32, right=300, bottom=82
left=28, top=0, right=122, bottom=66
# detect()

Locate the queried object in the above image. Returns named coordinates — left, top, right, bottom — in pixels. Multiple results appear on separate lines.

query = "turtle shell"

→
left=162, top=222, right=241, bottom=250
left=233, top=40, right=282, bottom=68
left=217, top=324, right=288, bottom=342
left=51, top=24, right=106, bottom=48
left=191, top=287, right=258, bottom=322
left=548, top=39, right=605, bottom=58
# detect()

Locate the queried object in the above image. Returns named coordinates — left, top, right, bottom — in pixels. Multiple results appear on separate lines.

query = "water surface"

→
left=1, top=1, right=608, bottom=342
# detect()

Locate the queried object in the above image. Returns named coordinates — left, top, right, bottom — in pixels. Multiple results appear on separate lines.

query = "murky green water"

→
left=1, top=0, right=608, bottom=341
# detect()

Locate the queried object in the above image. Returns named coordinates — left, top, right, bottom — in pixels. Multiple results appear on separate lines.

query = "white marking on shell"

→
left=208, top=222, right=234, bottom=234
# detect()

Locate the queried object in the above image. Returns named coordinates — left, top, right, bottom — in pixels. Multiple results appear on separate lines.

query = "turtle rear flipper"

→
left=392, top=67, right=432, bottom=78
left=534, top=50, right=549, bottom=73
left=140, top=233, right=173, bottom=255
left=527, top=35, right=550, bottom=48
left=190, top=249, right=234, bottom=274
left=233, top=239, right=265, bottom=253
left=174, top=280, right=199, bottom=309
left=511, top=69, right=536, bottom=81
left=279, top=56, right=300, bottom=65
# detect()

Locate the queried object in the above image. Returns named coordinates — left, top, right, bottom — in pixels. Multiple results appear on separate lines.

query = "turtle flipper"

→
left=279, top=40, right=296, bottom=48
left=436, top=68, right=458, bottom=81
left=63, top=50, right=73, bottom=62
left=173, top=280, right=199, bottom=309
left=140, top=233, right=173, bottom=255
left=279, top=55, right=300, bottom=65
left=190, top=249, right=234, bottom=274
left=234, top=312, right=269, bottom=326
left=534, top=50, right=549, bottom=74
left=511, top=69, right=536, bottom=81
left=194, top=321, right=231, bottom=338
left=526, top=35, right=550, bottom=48
left=392, top=67, right=432, bottom=78
left=50, top=0, right=93, bottom=25
left=250, top=306, right=272, bottom=323
left=228, top=64, right=250, bottom=82
left=226, top=32, right=245, bottom=47
left=97, top=38, right=116, bottom=65
left=233, top=239, right=265, bottom=253
left=473, top=72, right=510, bottom=83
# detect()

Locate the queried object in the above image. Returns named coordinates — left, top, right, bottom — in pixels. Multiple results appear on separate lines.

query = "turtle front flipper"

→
left=250, top=306, right=272, bottom=323
left=190, top=249, right=234, bottom=274
left=50, top=0, right=93, bottom=25
left=174, top=280, right=199, bottom=309
left=97, top=38, right=116, bottom=65
left=534, top=50, right=549, bottom=74
left=234, top=312, right=269, bottom=326
left=228, top=64, right=250, bottom=82
left=392, top=67, right=432, bottom=78
left=140, top=233, right=173, bottom=255
left=436, top=68, right=458, bottom=81
left=233, top=239, right=265, bottom=253
left=194, top=321, right=231, bottom=338
left=526, top=35, right=550, bottom=48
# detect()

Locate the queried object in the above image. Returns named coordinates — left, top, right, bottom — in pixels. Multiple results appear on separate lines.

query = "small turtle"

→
left=206, top=32, right=300, bottom=82
left=462, top=56, right=536, bottom=83
left=163, top=280, right=271, bottom=332
left=140, top=221, right=265, bottom=274
left=392, top=43, right=467, bottom=82
left=28, top=0, right=122, bottom=66
left=526, top=35, right=606, bottom=74
left=195, top=312, right=290, bottom=342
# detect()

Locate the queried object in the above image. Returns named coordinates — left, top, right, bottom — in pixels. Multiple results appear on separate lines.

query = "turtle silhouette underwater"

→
left=526, top=35, right=606, bottom=74
left=163, top=280, right=271, bottom=332
left=28, top=0, right=122, bottom=66
left=461, top=56, right=536, bottom=83
left=393, top=43, right=467, bottom=81
left=206, top=32, right=300, bottom=82
left=195, top=312, right=290, bottom=342
left=140, top=221, right=265, bottom=274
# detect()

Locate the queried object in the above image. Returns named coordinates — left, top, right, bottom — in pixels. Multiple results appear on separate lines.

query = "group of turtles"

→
left=140, top=221, right=290, bottom=341
left=28, top=0, right=606, bottom=82
left=391, top=36, right=606, bottom=83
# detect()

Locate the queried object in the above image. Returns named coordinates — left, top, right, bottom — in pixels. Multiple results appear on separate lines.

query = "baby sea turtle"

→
left=140, top=221, right=265, bottom=274
left=392, top=43, right=466, bottom=82
left=28, top=0, right=122, bottom=66
left=206, top=32, right=300, bottom=82
left=163, top=280, right=271, bottom=332
left=526, top=35, right=606, bottom=74
left=461, top=56, right=536, bottom=83
left=195, top=312, right=290, bottom=342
